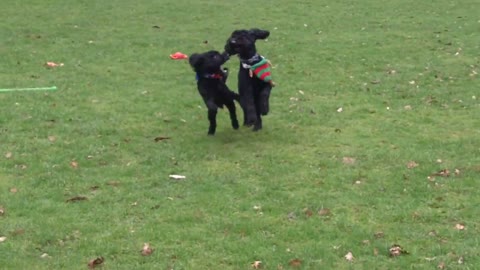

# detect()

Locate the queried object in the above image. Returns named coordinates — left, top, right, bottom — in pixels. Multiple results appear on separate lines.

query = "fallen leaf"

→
left=437, top=261, right=446, bottom=269
left=345, top=252, right=354, bottom=261
left=88, top=257, right=104, bottom=269
left=0, top=206, right=4, bottom=216
left=251, top=261, right=262, bottom=269
left=362, top=240, right=370, bottom=245
left=454, top=168, right=460, bottom=175
left=45, top=62, right=64, bottom=68
left=404, top=105, right=412, bottom=110
left=66, top=196, right=88, bottom=203
left=458, top=256, right=464, bottom=264
left=373, top=248, right=379, bottom=256
left=169, top=174, right=186, bottom=180
left=429, top=169, right=450, bottom=178
left=342, top=157, right=356, bottom=165
left=5, top=152, right=12, bottom=159
left=288, top=258, right=302, bottom=268
left=141, top=243, right=154, bottom=256
left=40, top=253, right=50, bottom=259
left=10, top=188, right=18, bottom=193
left=407, top=161, right=419, bottom=169
left=389, top=244, right=408, bottom=257
left=318, top=208, right=331, bottom=216
left=425, top=257, right=436, bottom=261
left=337, top=107, right=343, bottom=113
left=303, top=208, right=313, bottom=218
left=454, top=223, right=465, bottom=230
left=70, top=161, right=79, bottom=169
left=374, top=231, right=385, bottom=238
left=106, top=180, right=120, bottom=187
left=371, top=79, right=381, bottom=84
left=154, top=136, right=171, bottom=142
left=0, top=236, right=6, bottom=242
left=287, top=212, right=296, bottom=220
left=48, top=136, right=56, bottom=142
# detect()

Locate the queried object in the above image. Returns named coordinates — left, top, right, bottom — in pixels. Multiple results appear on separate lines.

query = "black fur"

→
left=189, top=50, right=240, bottom=135
left=224, top=28, right=272, bottom=131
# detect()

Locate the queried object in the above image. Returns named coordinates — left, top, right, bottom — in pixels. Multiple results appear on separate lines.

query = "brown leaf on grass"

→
left=10, top=228, right=25, bottom=236
left=48, top=135, right=56, bottom=142
left=0, top=206, right=5, bottom=216
left=251, top=261, right=262, bottom=269
left=66, top=196, right=88, bottom=203
left=407, top=161, right=419, bottom=169
left=106, top=181, right=120, bottom=187
left=318, top=208, right=331, bottom=216
left=288, top=258, right=302, bottom=268
left=430, top=169, right=450, bottom=178
left=70, top=161, right=79, bottom=169
left=344, top=252, right=354, bottom=261
left=374, top=231, right=385, bottom=239
left=10, top=188, right=18, bottom=193
left=0, top=236, right=6, bottom=242
left=141, top=243, right=154, bottom=256
left=342, top=157, right=356, bottom=165
left=303, top=208, right=313, bottom=218
left=5, top=152, right=12, bottom=159
left=373, top=248, right=379, bottom=256
left=454, top=168, right=460, bottom=175
left=389, top=244, right=408, bottom=257
left=437, top=261, right=446, bottom=269
left=87, top=257, right=104, bottom=269
left=154, top=136, right=171, bottom=142
left=454, top=223, right=465, bottom=230
left=458, top=256, right=464, bottom=264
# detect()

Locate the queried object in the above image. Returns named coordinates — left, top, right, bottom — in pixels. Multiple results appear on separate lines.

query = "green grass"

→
left=1, top=0, right=479, bottom=269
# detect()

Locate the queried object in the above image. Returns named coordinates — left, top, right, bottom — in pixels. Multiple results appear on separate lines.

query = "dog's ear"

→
left=189, top=53, right=203, bottom=69
left=249, top=28, right=270, bottom=40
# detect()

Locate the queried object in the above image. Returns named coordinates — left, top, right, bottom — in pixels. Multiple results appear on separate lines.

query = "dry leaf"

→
left=318, top=208, right=331, bottom=216
left=66, top=196, right=88, bottom=203
left=373, top=248, right=379, bottom=256
left=251, top=261, right=262, bottom=269
left=5, top=152, right=12, bottom=159
left=70, top=161, right=79, bottom=169
left=154, top=136, right=171, bottom=142
left=169, top=174, right=186, bottom=180
left=407, top=161, right=419, bottom=169
left=454, top=168, right=460, bottom=175
left=430, top=169, right=450, bottom=178
left=288, top=258, right=302, bottom=268
left=437, top=261, right=446, bottom=269
left=0, top=236, right=6, bottom=242
left=88, top=257, right=104, bottom=269
left=337, top=107, right=343, bottom=113
left=458, top=256, right=464, bottom=264
left=374, top=231, right=385, bottom=238
left=40, top=253, right=50, bottom=259
left=345, top=252, right=354, bottom=261
left=48, top=136, right=56, bottom=142
left=454, top=223, right=465, bottom=230
left=141, top=243, right=154, bottom=256
left=389, top=244, right=408, bottom=257
left=404, top=105, right=412, bottom=110
left=342, top=157, right=356, bottom=165
left=10, top=188, right=18, bottom=193
left=303, top=208, right=313, bottom=218
left=0, top=206, right=4, bottom=216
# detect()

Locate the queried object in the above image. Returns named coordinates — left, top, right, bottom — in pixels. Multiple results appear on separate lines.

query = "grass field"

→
left=1, top=0, right=479, bottom=269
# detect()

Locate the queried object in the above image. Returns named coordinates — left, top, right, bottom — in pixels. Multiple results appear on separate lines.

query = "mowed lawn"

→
left=1, top=0, right=479, bottom=269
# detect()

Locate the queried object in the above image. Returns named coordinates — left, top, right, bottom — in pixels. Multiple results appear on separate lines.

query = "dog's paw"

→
left=232, top=119, right=239, bottom=130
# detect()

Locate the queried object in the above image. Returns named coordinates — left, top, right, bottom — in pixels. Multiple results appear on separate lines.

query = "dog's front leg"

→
left=207, top=109, right=217, bottom=135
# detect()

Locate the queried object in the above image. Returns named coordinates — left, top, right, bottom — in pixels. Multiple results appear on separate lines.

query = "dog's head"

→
left=224, top=28, right=270, bottom=57
left=189, top=50, right=229, bottom=74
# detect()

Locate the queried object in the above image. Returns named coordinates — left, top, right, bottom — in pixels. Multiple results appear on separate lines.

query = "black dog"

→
left=224, top=28, right=275, bottom=131
left=189, top=50, right=240, bottom=135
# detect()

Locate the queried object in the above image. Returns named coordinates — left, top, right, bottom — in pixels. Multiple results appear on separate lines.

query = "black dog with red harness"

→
left=189, top=50, right=240, bottom=135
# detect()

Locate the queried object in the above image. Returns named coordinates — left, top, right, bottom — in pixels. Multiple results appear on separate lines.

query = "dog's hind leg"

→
left=207, top=109, right=217, bottom=135
left=259, top=86, right=272, bottom=116
left=225, top=101, right=239, bottom=130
